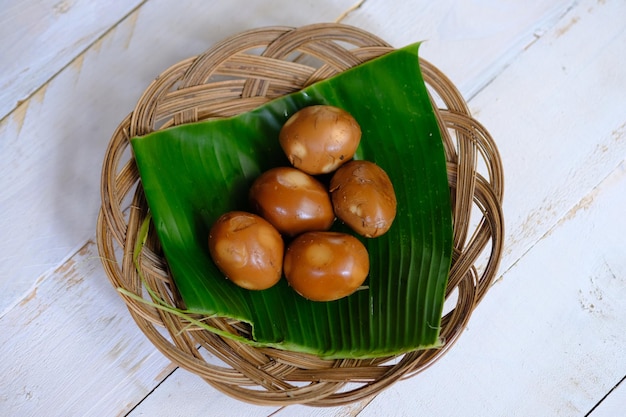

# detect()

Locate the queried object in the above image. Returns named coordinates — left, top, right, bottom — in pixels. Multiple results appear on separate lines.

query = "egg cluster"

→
left=208, top=105, right=397, bottom=301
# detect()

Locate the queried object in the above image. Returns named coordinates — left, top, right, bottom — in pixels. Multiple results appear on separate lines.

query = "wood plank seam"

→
left=585, top=374, right=626, bottom=416
left=123, top=363, right=180, bottom=416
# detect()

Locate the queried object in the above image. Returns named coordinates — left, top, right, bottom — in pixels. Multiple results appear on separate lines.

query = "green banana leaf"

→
left=130, top=43, right=453, bottom=359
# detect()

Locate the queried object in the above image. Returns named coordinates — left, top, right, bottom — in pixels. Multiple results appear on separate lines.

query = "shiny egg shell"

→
left=330, top=160, right=397, bottom=238
left=283, top=231, right=369, bottom=302
left=208, top=211, right=284, bottom=290
left=249, top=166, right=335, bottom=236
left=279, top=105, right=361, bottom=175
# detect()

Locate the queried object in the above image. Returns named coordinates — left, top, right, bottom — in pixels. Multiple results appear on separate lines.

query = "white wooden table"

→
left=2, top=1, right=625, bottom=415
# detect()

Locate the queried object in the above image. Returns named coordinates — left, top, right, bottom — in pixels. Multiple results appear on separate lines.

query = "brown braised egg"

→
left=330, top=160, right=397, bottom=238
left=283, top=231, right=369, bottom=302
left=279, top=105, right=361, bottom=175
left=249, top=166, right=335, bottom=236
left=208, top=211, right=284, bottom=290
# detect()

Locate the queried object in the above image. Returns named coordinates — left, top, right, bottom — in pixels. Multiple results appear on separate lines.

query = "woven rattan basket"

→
left=96, top=23, right=504, bottom=406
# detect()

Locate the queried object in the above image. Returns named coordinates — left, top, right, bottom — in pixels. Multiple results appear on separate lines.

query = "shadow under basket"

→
left=96, top=23, right=504, bottom=407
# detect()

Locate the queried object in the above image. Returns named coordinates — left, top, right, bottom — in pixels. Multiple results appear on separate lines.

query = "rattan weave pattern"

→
left=96, top=23, right=504, bottom=406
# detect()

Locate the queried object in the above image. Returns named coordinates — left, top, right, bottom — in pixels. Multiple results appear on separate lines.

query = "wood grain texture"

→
left=468, top=0, right=626, bottom=275
left=0, top=0, right=144, bottom=120
left=0, top=241, right=176, bottom=416
left=342, top=0, right=576, bottom=99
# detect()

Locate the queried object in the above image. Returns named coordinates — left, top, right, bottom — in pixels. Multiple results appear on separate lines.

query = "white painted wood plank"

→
left=0, top=0, right=360, bottom=316
left=0, top=0, right=143, bottom=121
left=0, top=241, right=177, bottom=416
left=343, top=0, right=576, bottom=99
left=589, top=377, right=626, bottom=417
left=466, top=0, right=626, bottom=275
left=357, top=159, right=626, bottom=415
